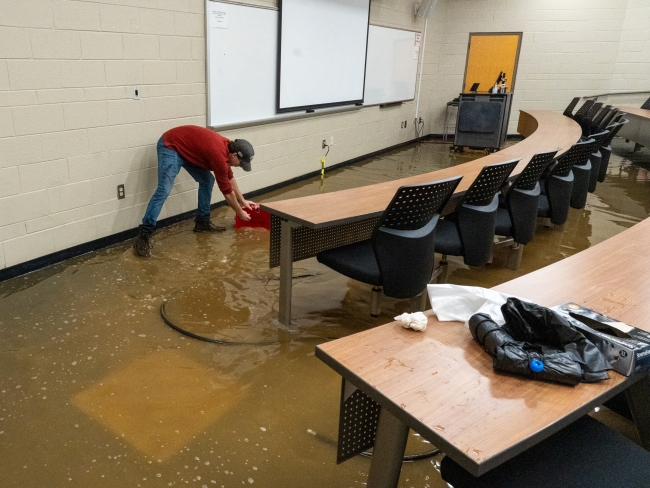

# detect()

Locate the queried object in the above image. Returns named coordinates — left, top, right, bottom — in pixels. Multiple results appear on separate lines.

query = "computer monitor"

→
left=469, top=83, right=480, bottom=92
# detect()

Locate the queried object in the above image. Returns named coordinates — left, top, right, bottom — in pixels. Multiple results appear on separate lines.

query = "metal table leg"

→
left=367, top=408, right=409, bottom=488
left=279, top=219, right=295, bottom=325
left=626, top=373, right=650, bottom=450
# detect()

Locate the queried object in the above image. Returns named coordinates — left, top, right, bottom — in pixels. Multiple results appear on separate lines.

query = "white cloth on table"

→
left=427, top=284, right=527, bottom=326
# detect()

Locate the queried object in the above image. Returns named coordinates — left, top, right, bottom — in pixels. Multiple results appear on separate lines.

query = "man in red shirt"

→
left=134, top=125, right=257, bottom=257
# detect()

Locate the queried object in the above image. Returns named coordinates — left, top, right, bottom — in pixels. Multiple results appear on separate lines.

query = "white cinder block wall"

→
left=1, top=0, right=649, bottom=272
left=421, top=0, right=650, bottom=135
left=0, top=0, right=425, bottom=271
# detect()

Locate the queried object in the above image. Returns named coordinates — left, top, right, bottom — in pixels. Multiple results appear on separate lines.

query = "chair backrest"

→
left=604, top=119, right=628, bottom=146
left=597, top=108, right=618, bottom=131
left=589, top=130, right=610, bottom=149
left=581, top=102, right=603, bottom=136
left=641, top=97, right=650, bottom=110
left=551, top=139, right=595, bottom=177
left=590, top=105, right=611, bottom=131
left=510, top=151, right=558, bottom=192
left=460, top=159, right=520, bottom=207
left=455, top=159, right=520, bottom=266
left=573, top=99, right=594, bottom=123
left=374, top=176, right=462, bottom=298
left=375, top=176, right=462, bottom=233
left=563, top=97, right=580, bottom=117
left=505, top=151, right=557, bottom=244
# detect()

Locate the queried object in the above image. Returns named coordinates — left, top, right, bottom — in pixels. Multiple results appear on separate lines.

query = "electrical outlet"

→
left=322, top=139, right=327, bottom=149
left=117, top=184, right=125, bottom=199
left=404, top=120, right=408, bottom=127
left=132, top=86, right=140, bottom=100
left=330, top=136, right=334, bottom=145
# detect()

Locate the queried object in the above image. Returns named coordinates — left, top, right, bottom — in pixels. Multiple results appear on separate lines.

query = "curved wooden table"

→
left=262, top=110, right=582, bottom=324
left=617, top=107, right=650, bottom=149
left=317, top=216, right=650, bottom=486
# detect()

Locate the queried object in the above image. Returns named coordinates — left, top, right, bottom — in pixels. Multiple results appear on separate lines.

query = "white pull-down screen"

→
left=278, top=0, right=370, bottom=112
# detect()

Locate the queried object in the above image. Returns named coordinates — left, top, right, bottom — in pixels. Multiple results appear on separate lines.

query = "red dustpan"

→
left=235, top=207, right=271, bottom=230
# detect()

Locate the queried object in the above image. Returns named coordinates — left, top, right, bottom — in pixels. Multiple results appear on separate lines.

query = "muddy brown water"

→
left=0, top=140, right=648, bottom=487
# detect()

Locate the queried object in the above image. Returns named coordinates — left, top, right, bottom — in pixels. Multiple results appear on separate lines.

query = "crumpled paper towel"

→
left=394, top=312, right=428, bottom=331
left=427, top=284, right=527, bottom=326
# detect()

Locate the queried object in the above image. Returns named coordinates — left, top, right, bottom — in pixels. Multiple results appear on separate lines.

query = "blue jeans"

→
left=141, top=138, right=215, bottom=231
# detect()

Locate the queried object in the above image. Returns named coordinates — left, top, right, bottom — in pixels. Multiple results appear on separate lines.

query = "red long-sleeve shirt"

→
left=162, top=125, right=234, bottom=195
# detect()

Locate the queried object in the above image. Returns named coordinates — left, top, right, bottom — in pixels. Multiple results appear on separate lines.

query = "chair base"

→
left=369, top=286, right=429, bottom=317
left=431, top=256, right=449, bottom=284
left=493, top=238, right=524, bottom=270
left=542, top=218, right=564, bottom=231
left=370, top=286, right=382, bottom=317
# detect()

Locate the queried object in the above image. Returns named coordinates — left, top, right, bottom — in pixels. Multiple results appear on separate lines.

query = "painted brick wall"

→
left=0, top=0, right=425, bottom=270
left=1, top=0, right=648, bottom=271
left=421, top=0, right=649, bottom=134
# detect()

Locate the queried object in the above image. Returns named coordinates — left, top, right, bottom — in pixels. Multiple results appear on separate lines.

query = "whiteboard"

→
left=206, top=2, right=288, bottom=127
left=278, top=0, right=370, bottom=112
left=364, top=26, right=420, bottom=106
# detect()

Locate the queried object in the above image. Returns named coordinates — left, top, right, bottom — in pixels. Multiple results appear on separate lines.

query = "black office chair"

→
left=562, top=97, right=580, bottom=117
left=586, top=130, right=610, bottom=193
left=569, top=138, right=598, bottom=209
left=572, top=99, right=595, bottom=125
left=598, top=119, right=628, bottom=182
left=537, top=139, right=592, bottom=228
left=595, top=107, right=618, bottom=133
left=494, top=151, right=557, bottom=269
left=317, top=176, right=462, bottom=317
left=580, top=102, right=603, bottom=138
left=433, top=159, right=520, bottom=279
left=440, top=415, right=650, bottom=488
left=641, top=97, right=650, bottom=110
left=587, top=105, right=611, bottom=136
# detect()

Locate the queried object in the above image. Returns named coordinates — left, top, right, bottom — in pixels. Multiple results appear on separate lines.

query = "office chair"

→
left=580, top=102, right=603, bottom=138
left=494, top=151, right=557, bottom=269
left=317, top=176, right=462, bottom=317
left=440, top=414, right=650, bottom=488
left=433, top=159, right=520, bottom=280
left=641, top=97, right=650, bottom=110
left=572, top=99, right=595, bottom=125
left=570, top=138, right=598, bottom=209
left=586, top=130, right=610, bottom=193
left=598, top=119, right=628, bottom=182
left=595, top=107, right=618, bottom=133
left=537, top=139, right=593, bottom=228
left=562, top=97, right=580, bottom=117
left=588, top=105, right=611, bottom=136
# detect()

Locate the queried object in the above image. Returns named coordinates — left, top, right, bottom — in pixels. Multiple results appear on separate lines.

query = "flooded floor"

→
left=0, top=139, right=649, bottom=487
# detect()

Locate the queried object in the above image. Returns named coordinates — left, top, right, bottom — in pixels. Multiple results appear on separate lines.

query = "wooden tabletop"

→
left=618, top=106, right=650, bottom=119
left=316, top=217, right=650, bottom=476
left=262, top=110, right=582, bottom=228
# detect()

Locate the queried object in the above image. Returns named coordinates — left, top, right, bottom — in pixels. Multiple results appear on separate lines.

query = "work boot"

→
left=193, top=218, right=226, bottom=233
left=133, top=228, right=152, bottom=258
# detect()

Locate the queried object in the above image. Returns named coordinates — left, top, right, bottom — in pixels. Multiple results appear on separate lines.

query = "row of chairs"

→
left=316, top=109, right=628, bottom=317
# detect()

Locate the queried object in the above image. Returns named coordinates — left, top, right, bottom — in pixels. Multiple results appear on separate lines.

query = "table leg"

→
left=626, top=373, right=650, bottom=450
left=279, top=219, right=294, bottom=325
left=367, top=408, right=409, bottom=488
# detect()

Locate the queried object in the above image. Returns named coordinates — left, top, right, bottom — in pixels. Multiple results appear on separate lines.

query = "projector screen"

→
left=278, top=0, right=370, bottom=113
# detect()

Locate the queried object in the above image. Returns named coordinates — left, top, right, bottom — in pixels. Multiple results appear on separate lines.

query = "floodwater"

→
left=0, top=139, right=648, bottom=487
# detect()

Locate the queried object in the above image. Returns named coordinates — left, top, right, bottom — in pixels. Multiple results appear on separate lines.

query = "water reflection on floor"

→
left=0, top=139, right=648, bottom=487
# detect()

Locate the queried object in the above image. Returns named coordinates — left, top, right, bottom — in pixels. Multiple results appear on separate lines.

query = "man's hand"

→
left=242, top=200, right=258, bottom=211
left=237, top=209, right=252, bottom=221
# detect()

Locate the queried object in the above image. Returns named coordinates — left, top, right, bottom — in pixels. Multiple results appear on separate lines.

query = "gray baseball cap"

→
left=231, top=139, right=254, bottom=171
